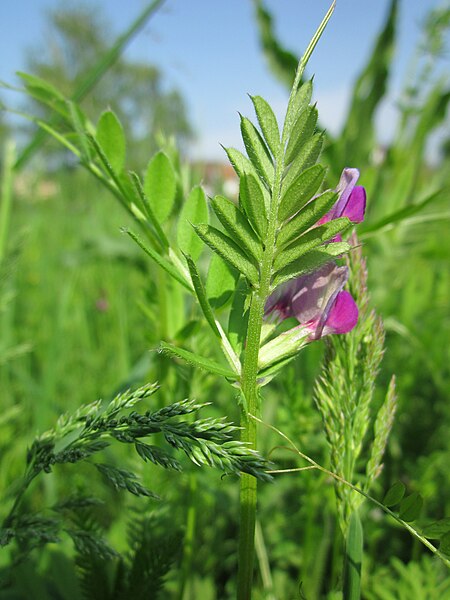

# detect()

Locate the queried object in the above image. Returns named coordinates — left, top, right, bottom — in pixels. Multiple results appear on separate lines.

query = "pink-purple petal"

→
left=321, top=290, right=359, bottom=336
left=342, top=186, right=366, bottom=223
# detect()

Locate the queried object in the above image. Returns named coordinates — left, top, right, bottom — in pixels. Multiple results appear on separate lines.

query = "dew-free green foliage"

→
left=1, top=1, right=450, bottom=598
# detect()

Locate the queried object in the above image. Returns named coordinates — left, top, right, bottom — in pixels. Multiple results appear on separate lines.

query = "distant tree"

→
left=25, top=1, right=193, bottom=168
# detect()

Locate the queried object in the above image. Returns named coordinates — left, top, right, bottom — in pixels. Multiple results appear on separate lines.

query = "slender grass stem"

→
left=0, top=141, right=16, bottom=266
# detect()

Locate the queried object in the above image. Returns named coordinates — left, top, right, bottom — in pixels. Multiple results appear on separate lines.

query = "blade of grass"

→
left=14, top=0, right=166, bottom=170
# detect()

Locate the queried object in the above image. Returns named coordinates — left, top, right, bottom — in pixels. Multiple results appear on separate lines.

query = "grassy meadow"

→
left=0, top=1, right=449, bottom=598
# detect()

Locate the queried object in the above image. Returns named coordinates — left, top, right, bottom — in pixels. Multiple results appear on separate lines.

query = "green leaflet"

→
left=240, top=115, right=274, bottom=186
left=228, top=278, right=249, bottom=356
left=206, top=253, right=238, bottom=309
left=250, top=95, right=280, bottom=156
left=125, top=229, right=192, bottom=292
left=96, top=110, right=126, bottom=174
left=184, top=254, right=220, bottom=338
left=383, top=481, right=406, bottom=507
left=272, top=242, right=350, bottom=288
left=277, top=190, right=338, bottom=248
left=273, top=218, right=350, bottom=272
left=160, top=342, right=238, bottom=380
left=194, top=224, right=259, bottom=286
left=177, top=185, right=208, bottom=261
left=239, top=173, right=269, bottom=236
left=224, top=146, right=259, bottom=182
left=283, top=132, right=324, bottom=190
left=17, top=72, right=69, bottom=121
left=399, top=492, right=423, bottom=522
left=144, top=151, right=177, bottom=224
left=278, top=163, right=325, bottom=222
left=211, top=195, right=263, bottom=261
left=285, top=105, right=318, bottom=164
left=129, top=172, right=170, bottom=250
left=287, top=79, right=314, bottom=132
left=67, top=101, right=92, bottom=162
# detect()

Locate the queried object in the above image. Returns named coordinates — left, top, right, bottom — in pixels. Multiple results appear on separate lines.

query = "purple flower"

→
left=265, top=263, right=358, bottom=340
left=318, top=168, right=366, bottom=237
left=265, top=168, right=366, bottom=341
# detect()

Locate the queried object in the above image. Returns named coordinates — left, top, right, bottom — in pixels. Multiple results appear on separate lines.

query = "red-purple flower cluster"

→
left=266, top=168, right=366, bottom=340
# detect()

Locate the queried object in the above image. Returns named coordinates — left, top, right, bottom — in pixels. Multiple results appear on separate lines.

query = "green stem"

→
left=236, top=7, right=336, bottom=596
left=343, top=511, right=363, bottom=600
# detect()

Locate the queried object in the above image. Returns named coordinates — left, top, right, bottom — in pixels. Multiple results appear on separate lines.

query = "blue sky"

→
left=0, top=0, right=446, bottom=159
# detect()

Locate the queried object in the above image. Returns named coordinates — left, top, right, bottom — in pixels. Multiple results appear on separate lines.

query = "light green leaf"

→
left=194, top=224, right=259, bottom=286
left=283, top=132, right=324, bottom=189
left=278, top=163, right=325, bottom=222
left=240, top=115, right=274, bottom=185
left=274, top=217, right=350, bottom=272
left=239, top=173, right=269, bottom=238
left=228, top=278, right=249, bottom=356
left=211, top=195, right=262, bottom=261
left=206, top=253, right=238, bottom=309
left=17, top=72, right=69, bottom=120
left=287, top=79, right=314, bottom=131
left=96, top=110, right=126, bottom=173
left=125, top=228, right=192, bottom=292
left=250, top=95, right=280, bottom=156
left=277, top=190, right=338, bottom=248
left=184, top=254, right=220, bottom=338
left=129, top=172, right=170, bottom=250
left=177, top=186, right=208, bottom=261
left=399, top=492, right=423, bottom=522
left=224, top=146, right=259, bottom=181
left=160, top=342, right=238, bottom=380
left=144, top=151, right=177, bottom=224
left=383, top=481, right=406, bottom=507
left=272, top=242, right=350, bottom=288
left=285, top=105, right=318, bottom=164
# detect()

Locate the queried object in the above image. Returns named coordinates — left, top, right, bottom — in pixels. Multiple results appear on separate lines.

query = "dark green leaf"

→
left=160, top=342, right=238, bottom=379
left=239, top=173, right=269, bottom=237
left=96, top=110, right=126, bottom=173
left=194, top=224, right=259, bottom=286
left=422, top=518, right=450, bottom=539
left=184, top=254, right=220, bottom=338
left=285, top=105, right=318, bottom=164
left=277, top=190, right=338, bottom=248
left=272, top=242, right=350, bottom=288
left=383, top=481, right=406, bottom=507
left=211, top=195, right=262, bottom=261
left=144, top=151, right=177, bottom=224
left=250, top=94, right=280, bottom=156
left=278, top=164, right=326, bottom=222
left=206, top=253, right=238, bottom=309
left=240, top=115, right=274, bottom=185
left=440, top=532, right=450, bottom=557
left=177, top=186, right=208, bottom=260
left=399, top=492, right=423, bottom=522
left=274, top=218, right=350, bottom=272
left=283, top=132, right=324, bottom=189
